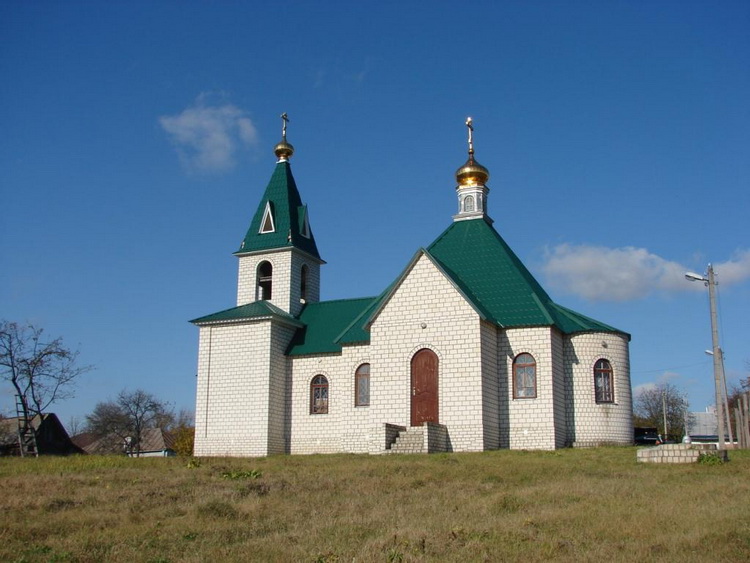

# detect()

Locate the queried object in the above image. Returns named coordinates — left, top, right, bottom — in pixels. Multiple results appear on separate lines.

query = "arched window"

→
left=257, top=261, right=272, bottom=300
left=310, top=375, right=329, bottom=414
left=513, top=353, right=537, bottom=399
left=355, top=363, right=370, bottom=407
left=594, top=359, right=614, bottom=403
left=300, top=264, right=308, bottom=303
left=463, top=195, right=475, bottom=212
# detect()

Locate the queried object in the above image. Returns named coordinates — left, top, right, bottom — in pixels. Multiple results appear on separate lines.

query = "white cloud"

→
left=542, top=244, right=750, bottom=301
left=714, top=249, right=750, bottom=285
left=159, top=96, right=258, bottom=173
left=633, top=382, right=657, bottom=397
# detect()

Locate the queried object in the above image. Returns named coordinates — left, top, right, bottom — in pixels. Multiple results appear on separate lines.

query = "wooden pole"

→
left=734, top=408, right=747, bottom=450
left=742, top=392, right=750, bottom=449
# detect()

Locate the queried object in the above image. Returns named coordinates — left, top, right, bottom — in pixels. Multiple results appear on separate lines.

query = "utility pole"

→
left=685, top=265, right=727, bottom=450
left=706, top=265, right=726, bottom=450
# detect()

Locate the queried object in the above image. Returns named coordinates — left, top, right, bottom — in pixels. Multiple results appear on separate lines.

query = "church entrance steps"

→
left=388, top=427, right=425, bottom=454
left=385, top=422, right=451, bottom=454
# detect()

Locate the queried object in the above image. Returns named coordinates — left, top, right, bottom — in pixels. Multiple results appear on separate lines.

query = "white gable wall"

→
left=368, top=254, right=486, bottom=452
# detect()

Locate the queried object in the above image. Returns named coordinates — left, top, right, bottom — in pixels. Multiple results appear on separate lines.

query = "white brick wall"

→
left=500, top=326, right=559, bottom=450
left=193, top=320, right=296, bottom=457
left=236, top=249, right=321, bottom=315
left=564, top=333, right=632, bottom=446
left=287, top=345, right=372, bottom=454
left=480, top=321, right=501, bottom=449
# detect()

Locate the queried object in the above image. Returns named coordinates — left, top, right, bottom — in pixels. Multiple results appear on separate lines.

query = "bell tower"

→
left=234, top=114, right=324, bottom=316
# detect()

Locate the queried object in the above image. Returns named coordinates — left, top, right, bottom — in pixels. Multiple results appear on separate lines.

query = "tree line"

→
left=1, top=320, right=193, bottom=456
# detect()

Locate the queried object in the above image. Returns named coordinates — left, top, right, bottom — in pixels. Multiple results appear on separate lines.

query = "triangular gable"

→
left=363, top=248, right=491, bottom=330
left=259, top=201, right=275, bottom=233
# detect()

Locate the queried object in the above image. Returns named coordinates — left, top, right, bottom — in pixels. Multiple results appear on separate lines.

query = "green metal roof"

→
left=287, top=219, right=628, bottom=354
left=190, top=300, right=303, bottom=327
left=286, top=297, right=377, bottom=356
left=426, top=219, right=629, bottom=337
left=235, top=161, right=322, bottom=260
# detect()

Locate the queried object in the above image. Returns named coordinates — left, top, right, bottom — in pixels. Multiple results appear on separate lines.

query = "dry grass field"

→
left=0, top=447, right=748, bottom=562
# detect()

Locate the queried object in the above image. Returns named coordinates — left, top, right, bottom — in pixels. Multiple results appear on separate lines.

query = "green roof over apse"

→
left=425, top=219, right=629, bottom=337
left=235, top=161, right=322, bottom=261
left=286, top=297, right=377, bottom=356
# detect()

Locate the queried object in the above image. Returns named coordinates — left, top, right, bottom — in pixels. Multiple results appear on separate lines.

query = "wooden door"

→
left=411, top=349, right=439, bottom=426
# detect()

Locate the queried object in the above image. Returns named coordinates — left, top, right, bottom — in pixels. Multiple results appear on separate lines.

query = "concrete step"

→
left=389, top=428, right=425, bottom=454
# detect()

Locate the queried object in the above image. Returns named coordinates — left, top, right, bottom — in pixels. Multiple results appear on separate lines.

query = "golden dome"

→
left=274, top=112, right=294, bottom=161
left=274, top=139, right=294, bottom=161
left=456, top=155, right=489, bottom=186
left=456, top=117, right=489, bottom=186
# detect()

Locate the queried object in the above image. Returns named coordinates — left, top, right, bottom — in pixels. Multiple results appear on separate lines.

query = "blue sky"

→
left=1, top=1, right=748, bottom=431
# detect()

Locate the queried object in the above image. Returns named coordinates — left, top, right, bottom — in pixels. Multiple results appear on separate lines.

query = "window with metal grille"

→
left=513, top=353, right=537, bottom=399
left=355, top=363, right=370, bottom=407
left=310, top=375, right=328, bottom=414
left=594, top=359, right=614, bottom=403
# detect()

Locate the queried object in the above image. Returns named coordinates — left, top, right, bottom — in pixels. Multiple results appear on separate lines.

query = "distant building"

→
left=0, top=413, right=83, bottom=456
left=191, top=118, right=634, bottom=456
left=74, top=428, right=176, bottom=457
left=687, top=406, right=719, bottom=441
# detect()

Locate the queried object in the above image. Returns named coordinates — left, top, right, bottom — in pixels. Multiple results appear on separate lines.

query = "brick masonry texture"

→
left=195, top=233, right=633, bottom=456
left=237, top=249, right=321, bottom=315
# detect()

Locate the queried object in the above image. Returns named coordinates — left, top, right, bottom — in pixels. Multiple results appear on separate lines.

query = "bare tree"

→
left=0, top=320, right=92, bottom=420
left=634, top=382, right=690, bottom=441
left=66, top=415, right=85, bottom=437
left=86, top=389, right=173, bottom=456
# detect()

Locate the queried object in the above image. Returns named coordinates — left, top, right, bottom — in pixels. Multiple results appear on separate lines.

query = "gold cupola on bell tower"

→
left=454, top=117, right=492, bottom=223
left=274, top=112, right=295, bottom=162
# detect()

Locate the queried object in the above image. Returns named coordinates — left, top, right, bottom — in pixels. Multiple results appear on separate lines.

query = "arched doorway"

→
left=411, top=349, right=439, bottom=426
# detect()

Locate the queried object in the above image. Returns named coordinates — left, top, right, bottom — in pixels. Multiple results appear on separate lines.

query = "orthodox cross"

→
left=466, top=117, right=474, bottom=155
left=281, top=113, right=289, bottom=139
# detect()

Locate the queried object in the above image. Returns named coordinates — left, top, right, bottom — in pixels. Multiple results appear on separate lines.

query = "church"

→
left=191, top=116, right=633, bottom=456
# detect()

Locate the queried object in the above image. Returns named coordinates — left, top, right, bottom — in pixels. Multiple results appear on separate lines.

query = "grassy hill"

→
left=1, top=448, right=748, bottom=562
